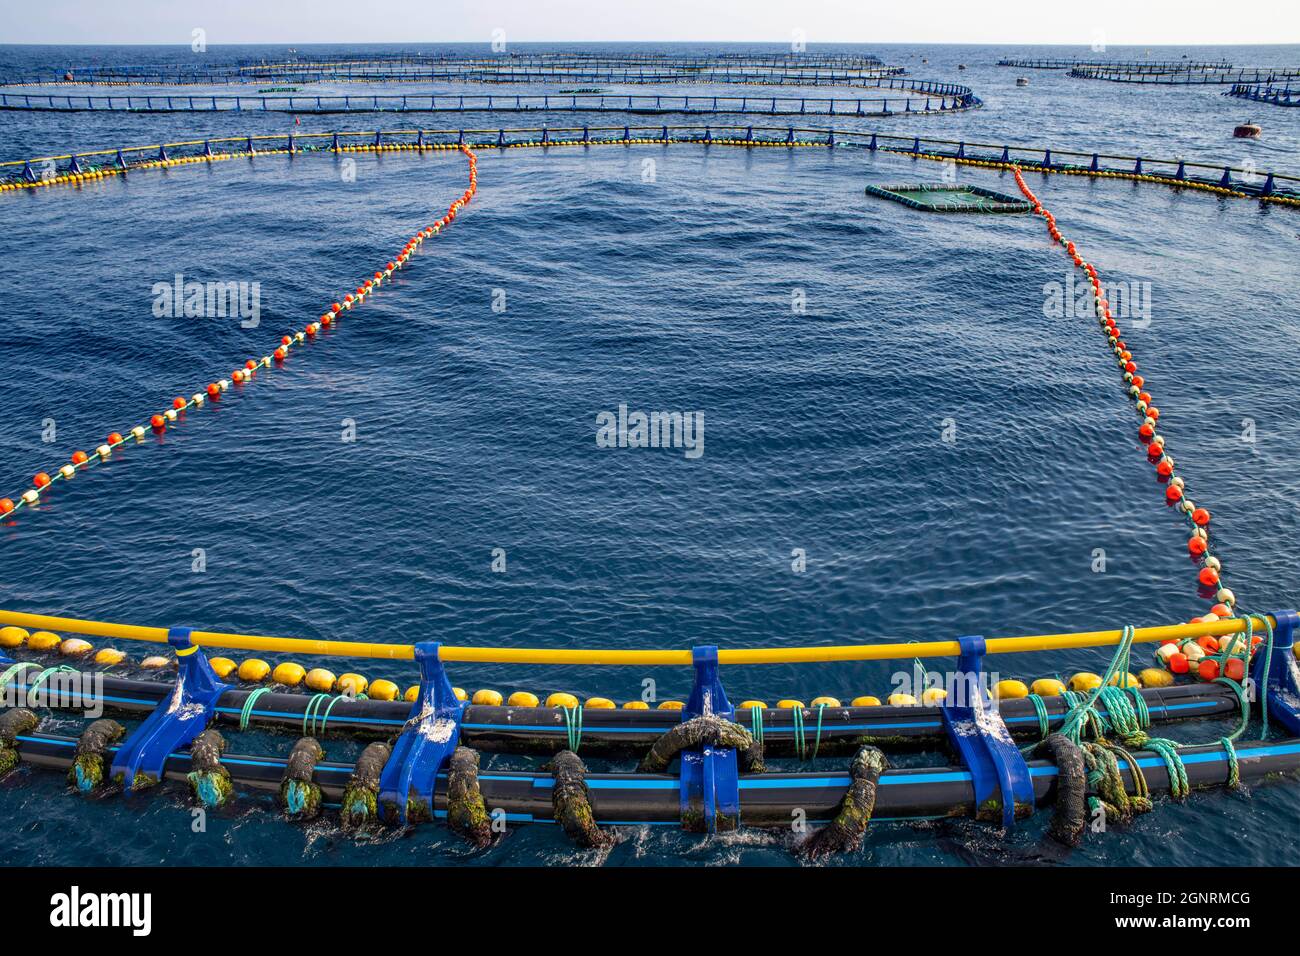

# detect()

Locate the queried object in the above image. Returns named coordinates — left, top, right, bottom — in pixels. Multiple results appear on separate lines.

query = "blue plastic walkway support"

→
left=1251, top=611, right=1300, bottom=736
left=109, top=628, right=228, bottom=794
left=679, top=646, right=740, bottom=834
left=939, top=635, right=1035, bottom=829
left=377, top=641, right=465, bottom=825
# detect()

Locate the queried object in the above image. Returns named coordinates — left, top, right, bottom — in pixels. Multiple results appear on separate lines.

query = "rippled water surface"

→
left=1, top=42, right=1298, bottom=866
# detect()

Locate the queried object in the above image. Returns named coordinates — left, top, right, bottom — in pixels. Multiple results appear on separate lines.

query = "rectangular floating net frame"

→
left=864, top=182, right=1034, bottom=213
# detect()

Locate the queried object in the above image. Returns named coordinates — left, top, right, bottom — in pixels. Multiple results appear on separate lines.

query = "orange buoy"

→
left=273, top=347, right=286, bottom=361
left=0, top=498, right=14, bottom=515
left=207, top=383, right=221, bottom=398
left=281, top=335, right=292, bottom=346
left=245, top=359, right=257, bottom=371
left=33, top=472, right=52, bottom=489
left=71, top=451, right=88, bottom=464
left=1139, top=422, right=1155, bottom=439
left=1156, top=459, right=1174, bottom=477
left=1192, top=507, right=1210, bottom=526
left=232, top=369, right=245, bottom=383
left=172, top=397, right=186, bottom=410
left=1198, top=566, right=1220, bottom=587
left=150, top=414, right=165, bottom=430
left=331, top=302, right=341, bottom=312
left=1223, top=657, right=1246, bottom=681
left=1210, top=602, right=1231, bottom=617
left=1166, top=485, right=1183, bottom=503
left=1169, top=652, right=1190, bottom=674
left=107, top=432, right=123, bottom=445
left=1188, top=536, right=1208, bottom=556
left=1198, top=659, right=1220, bottom=681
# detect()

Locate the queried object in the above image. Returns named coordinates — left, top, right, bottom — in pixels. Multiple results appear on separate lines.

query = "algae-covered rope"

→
left=1081, top=740, right=1152, bottom=824
left=800, top=745, right=888, bottom=858
left=278, top=737, right=324, bottom=819
left=548, top=749, right=612, bottom=849
left=446, top=745, right=493, bottom=847
left=1035, top=733, right=1086, bottom=846
left=69, top=718, right=125, bottom=793
left=186, top=727, right=232, bottom=808
left=0, top=708, right=39, bottom=778
left=637, top=714, right=761, bottom=773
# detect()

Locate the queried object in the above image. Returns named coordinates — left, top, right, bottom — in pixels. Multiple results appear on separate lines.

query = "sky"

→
left=1, top=0, right=1296, bottom=46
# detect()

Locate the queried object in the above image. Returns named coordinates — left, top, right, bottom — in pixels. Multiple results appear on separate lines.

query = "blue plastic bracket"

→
left=22, top=161, right=36, bottom=182
left=868, top=133, right=878, bottom=150
left=1000, top=145, right=1010, bottom=162
left=678, top=646, right=739, bottom=834
left=331, top=132, right=340, bottom=151
left=69, top=154, right=83, bottom=174
left=1134, top=157, right=1143, bottom=174
left=109, top=628, right=228, bottom=794
left=372, top=130, right=380, bottom=148
left=158, top=145, right=168, bottom=161
left=377, top=641, right=464, bottom=825
left=1175, top=160, right=1186, bottom=180
left=115, top=150, right=127, bottom=169
left=1251, top=610, right=1300, bottom=736
left=939, top=635, right=1034, bottom=829
left=497, top=129, right=506, bottom=147
left=202, top=140, right=213, bottom=158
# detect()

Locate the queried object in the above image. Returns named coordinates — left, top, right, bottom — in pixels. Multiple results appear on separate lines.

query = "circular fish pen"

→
left=2, top=46, right=1299, bottom=868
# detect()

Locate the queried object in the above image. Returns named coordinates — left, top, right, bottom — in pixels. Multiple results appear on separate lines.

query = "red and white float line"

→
left=0, top=145, right=478, bottom=521
left=1011, top=167, right=1237, bottom=621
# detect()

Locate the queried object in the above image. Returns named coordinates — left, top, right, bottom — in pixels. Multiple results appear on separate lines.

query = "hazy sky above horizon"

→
left=3, top=0, right=1296, bottom=46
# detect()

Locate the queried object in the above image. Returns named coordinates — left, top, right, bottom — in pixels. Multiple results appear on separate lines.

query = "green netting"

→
left=864, top=182, right=1033, bottom=213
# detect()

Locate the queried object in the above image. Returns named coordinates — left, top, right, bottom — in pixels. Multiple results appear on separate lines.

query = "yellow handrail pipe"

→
left=0, top=608, right=1282, bottom=666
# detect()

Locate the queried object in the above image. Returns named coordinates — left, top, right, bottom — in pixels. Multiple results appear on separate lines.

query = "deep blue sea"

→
left=1, top=42, right=1298, bottom=867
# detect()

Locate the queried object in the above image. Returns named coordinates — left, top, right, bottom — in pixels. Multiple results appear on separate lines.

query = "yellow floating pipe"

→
left=0, top=608, right=1280, bottom=666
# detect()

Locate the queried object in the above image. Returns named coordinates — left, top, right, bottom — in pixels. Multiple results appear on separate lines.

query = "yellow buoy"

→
left=777, top=699, right=805, bottom=709
left=1031, top=678, right=1066, bottom=697
left=1108, top=672, right=1140, bottom=689
left=369, top=679, right=399, bottom=701
left=28, top=630, right=62, bottom=652
left=59, top=638, right=93, bottom=657
left=0, top=626, right=28, bottom=648
left=337, top=673, right=368, bottom=696
left=94, top=648, right=126, bottom=666
left=140, top=656, right=172, bottom=670
left=272, top=662, right=306, bottom=687
left=238, top=659, right=271, bottom=682
left=851, top=695, right=882, bottom=707
left=586, top=697, right=616, bottom=709
left=547, top=692, right=579, bottom=709
left=210, top=657, right=237, bottom=678
left=472, top=688, right=503, bottom=706
left=657, top=700, right=684, bottom=711
left=993, top=680, right=1029, bottom=700
left=1138, top=667, right=1174, bottom=688
left=920, top=687, right=948, bottom=706
left=622, top=700, right=649, bottom=710
left=305, top=668, right=336, bottom=692
left=453, top=687, right=468, bottom=701
left=507, top=691, right=540, bottom=707
left=810, top=696, right=841, bottom=707
left=888, top=693, right=918, bottom=707
left=405, top=685, right=419, bottom=702
left=739, top=700, right=767, bottom=709
left=1069, top=672, right=1103, bottom=693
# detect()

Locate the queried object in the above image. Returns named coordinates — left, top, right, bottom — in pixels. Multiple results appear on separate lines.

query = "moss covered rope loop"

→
left=800, top=745, right=888, bottom=858
left=446, top=746, right=493, bottom=847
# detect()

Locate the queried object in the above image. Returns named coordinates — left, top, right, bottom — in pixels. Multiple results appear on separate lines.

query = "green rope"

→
left=791, top=706, right=806, bottom=760
left=1026, top=693, right=1050, bottom=740
left=1145, top=738, right=1190, bottom=800
left=0, top=662, right=37, bottom=697
left=302, top=693, right=328, bottom=735
left=562, top=704, right=583, bottom=753
left=26, top=665, right=77, bottom=699
left=810, top=703, right=827, bottom=762
left=240, top=687, right=272, bottom=731
left=1251, top=615, right=1275, bottom=739
left=750, top=705, right=764, bottom=747
left=1059, top=625, right=1136, bottom=745
left=1220, top=737, right=1240, bottom=789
